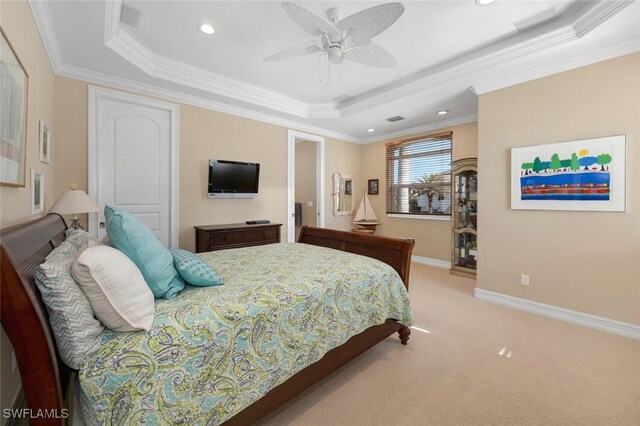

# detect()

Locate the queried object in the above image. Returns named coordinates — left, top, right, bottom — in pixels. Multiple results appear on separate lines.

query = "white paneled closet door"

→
left=89, top=87, right=179, bottom=247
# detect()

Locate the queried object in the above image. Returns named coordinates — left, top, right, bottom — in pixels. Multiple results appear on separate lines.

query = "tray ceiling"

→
left=31, top=0, right=640, bottom=142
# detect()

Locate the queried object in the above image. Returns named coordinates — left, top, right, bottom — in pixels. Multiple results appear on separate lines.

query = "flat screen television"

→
left=208, top=159, right=260, bottom=198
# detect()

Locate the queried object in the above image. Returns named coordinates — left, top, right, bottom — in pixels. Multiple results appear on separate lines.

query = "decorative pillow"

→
left=34, top=241, right=104, bottom=369
left=170, top=248, right=224, bottom=287
left=104, top=205, right=184, bottom=299
left=72, top=244, right=155, bottom=332
left=65, top=229, right=97, bottom=250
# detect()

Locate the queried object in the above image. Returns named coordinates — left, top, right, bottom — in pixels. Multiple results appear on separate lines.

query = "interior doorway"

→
left=294, top=141, right=317, bottom=240
left=287, top=130, right=325, bottom=243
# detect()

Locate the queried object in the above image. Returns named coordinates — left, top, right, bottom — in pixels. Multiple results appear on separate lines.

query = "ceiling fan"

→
left=265, top=2, right=405, bottom=82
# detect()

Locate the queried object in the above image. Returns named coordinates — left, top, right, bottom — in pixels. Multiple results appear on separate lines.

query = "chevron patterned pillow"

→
left=34, top=240, right=104, bottom=369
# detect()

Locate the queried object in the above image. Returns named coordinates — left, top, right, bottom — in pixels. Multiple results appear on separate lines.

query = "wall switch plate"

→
left=520, top=274, right=530, bottom=286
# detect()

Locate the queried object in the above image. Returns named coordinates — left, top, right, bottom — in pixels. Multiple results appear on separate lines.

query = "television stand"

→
left=194, top=222, right=282, bottom=253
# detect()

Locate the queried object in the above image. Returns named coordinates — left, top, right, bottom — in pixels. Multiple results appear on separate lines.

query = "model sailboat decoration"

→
left=353, top=192, right=380, bottom=233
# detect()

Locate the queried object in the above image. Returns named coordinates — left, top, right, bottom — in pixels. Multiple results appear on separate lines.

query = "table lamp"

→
left=49, top=183, right=100, bottom=229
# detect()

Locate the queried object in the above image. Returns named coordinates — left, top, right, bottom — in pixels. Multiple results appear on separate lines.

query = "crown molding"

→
left=28, top=0, right=637, bottom=144
left=573, top=0, right=634, bottom=38
left=104, top=0, right=338, bottom=119
left=100, top=0, right=632, bottom=121
left=55, top=62, right=362, bottom=144
left=338, top=0, right=630, bottom=117
left=28, top=0, right=64, bottom=73
left=471, top=35, right=640, bottom=95
left=363, top=113, right=478, bottom=144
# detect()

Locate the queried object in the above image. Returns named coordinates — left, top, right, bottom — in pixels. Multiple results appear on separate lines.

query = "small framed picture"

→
left=39, top=120, right=50, bottom=163
left=368, top=179, right=379, bottom=195
left=31, top=169, right=44, bottom=215
left=344, top=179, right=352, bottom=195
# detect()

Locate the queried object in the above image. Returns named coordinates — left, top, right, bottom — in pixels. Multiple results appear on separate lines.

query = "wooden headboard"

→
left=298, top=226, right=415, bottom=289
left=0, top=214, right=69, bottom=425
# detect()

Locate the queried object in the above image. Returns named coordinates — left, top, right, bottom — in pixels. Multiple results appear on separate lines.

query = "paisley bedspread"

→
left=79, top=243, right=413, bottom=424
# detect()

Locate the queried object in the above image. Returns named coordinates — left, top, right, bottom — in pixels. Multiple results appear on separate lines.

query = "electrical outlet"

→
left=11, top=351, right=17, bottom=372
left=520, top=274, right=530, bottom=286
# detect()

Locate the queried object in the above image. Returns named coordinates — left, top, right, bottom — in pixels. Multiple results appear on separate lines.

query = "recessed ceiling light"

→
left=475, top=0, right=496, bottom=6
left=437, top=110, right=449, bottom=115
left=368, top=128, right=375, bottom=133
left=199, top=23, right=215, bottom=35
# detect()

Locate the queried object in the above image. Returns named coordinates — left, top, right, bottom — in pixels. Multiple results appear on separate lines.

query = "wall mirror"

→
left=333, top=172, right=353, bottom=216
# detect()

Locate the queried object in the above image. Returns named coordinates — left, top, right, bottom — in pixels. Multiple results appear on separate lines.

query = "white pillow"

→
left=71, top=244, right=155, bottom=332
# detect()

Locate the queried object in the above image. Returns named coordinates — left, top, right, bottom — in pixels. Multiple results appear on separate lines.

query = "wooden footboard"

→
left=298, top=225, right=415, bottom=289
left=0, top=216, right=414, bottom=425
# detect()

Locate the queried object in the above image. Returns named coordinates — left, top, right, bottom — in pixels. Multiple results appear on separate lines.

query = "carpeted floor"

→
left=258, top=263, right=640, bottom=426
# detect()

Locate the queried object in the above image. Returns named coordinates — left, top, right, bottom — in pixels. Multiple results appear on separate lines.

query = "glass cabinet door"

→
left=451, top=159, right=477, bottom=278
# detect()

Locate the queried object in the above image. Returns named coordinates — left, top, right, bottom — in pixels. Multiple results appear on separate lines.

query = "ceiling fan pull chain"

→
left=318, top=53, right=329, bottom=86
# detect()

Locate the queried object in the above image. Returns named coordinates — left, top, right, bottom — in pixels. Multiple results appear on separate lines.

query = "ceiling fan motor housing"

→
left=328, top=45, right=343, bottom=64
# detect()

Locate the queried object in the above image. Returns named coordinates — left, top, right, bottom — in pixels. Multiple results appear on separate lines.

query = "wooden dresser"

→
left=194, top=223, right=282, bottom=253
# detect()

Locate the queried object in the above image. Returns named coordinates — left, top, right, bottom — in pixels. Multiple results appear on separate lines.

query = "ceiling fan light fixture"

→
left=475, top=0, right=496, bottom=6
left=267, top=2, right=405, bottom=84
left=199, top=23, right=215, bottom=35
left=437, top=110, right=449, bottom=115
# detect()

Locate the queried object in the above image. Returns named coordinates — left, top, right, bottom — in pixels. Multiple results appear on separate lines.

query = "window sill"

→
left=386, top=214, right=451, bottom=221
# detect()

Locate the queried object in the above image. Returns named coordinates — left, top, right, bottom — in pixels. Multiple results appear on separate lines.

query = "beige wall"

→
left=179, top=104, right=290, bottom=249
left=50, top=78, right=362, bottom=250
left=477, top=53, right=640, bottom=324
left=0, top=1, right=55, bottom=228
left=361, top=122, right=478, bottom=260
left=295, top=141, right=317, bottom=239
left=0, top=0, right=55, bottom=413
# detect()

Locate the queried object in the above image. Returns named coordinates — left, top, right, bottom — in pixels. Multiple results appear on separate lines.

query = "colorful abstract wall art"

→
left=511, top=135, right=626, bottom=211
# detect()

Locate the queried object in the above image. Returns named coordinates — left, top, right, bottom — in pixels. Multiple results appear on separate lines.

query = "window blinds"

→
left=385, top=132, right=452, bottom=216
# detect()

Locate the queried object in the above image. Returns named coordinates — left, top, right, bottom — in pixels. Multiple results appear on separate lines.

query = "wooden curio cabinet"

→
left=450, top=158, right=477, bottom=279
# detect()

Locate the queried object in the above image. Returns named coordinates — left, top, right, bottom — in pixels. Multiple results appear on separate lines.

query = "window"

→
left=386, top=132, right=452, bottom=216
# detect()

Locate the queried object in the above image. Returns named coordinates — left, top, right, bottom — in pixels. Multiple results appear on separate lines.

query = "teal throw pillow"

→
left=104, top=205, right=185, bottom=299
left=170, top=248, right=224, bottom=287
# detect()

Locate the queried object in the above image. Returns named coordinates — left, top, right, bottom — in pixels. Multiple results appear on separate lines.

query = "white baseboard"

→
left=474, top=288, right=640, bottom=341
left=412, top=255, right=451, bottom=270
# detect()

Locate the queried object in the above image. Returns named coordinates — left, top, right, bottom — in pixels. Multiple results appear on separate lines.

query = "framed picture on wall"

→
left=1, top=28, right=29, bottom=187
left=510, top=135, right=626, bottom=211
left=344, top=179, right=352, bottom=195
left=39, top=120, right=51, bottom=163
left=368, top=179, right=379, bottom=195
left=31, top=169, right=44, bottom=215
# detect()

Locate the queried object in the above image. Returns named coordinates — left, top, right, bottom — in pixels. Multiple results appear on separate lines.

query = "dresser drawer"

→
left=195, top=223, right=282, bottom=253
left=207, top=228, right=278, bottom=249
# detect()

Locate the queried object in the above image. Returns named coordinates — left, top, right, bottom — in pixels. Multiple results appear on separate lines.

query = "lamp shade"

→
left=49, top=186, right=100, bottom=215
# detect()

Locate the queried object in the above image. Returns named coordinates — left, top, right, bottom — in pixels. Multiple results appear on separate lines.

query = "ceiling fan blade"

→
left=337, top=3, right=405, bottom=45
left=282, top=2, right=338, bottom=37
left=264, top=40, right=322, bottom=62
left=343, top=41, right=398, bottom=68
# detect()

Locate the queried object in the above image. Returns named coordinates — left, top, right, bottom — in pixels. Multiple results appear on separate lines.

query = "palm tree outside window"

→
left=385, top=132, right=452, bottom=216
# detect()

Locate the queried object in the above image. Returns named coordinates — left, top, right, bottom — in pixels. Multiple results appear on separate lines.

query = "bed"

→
left=0, top=214, right=414, bottom=425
